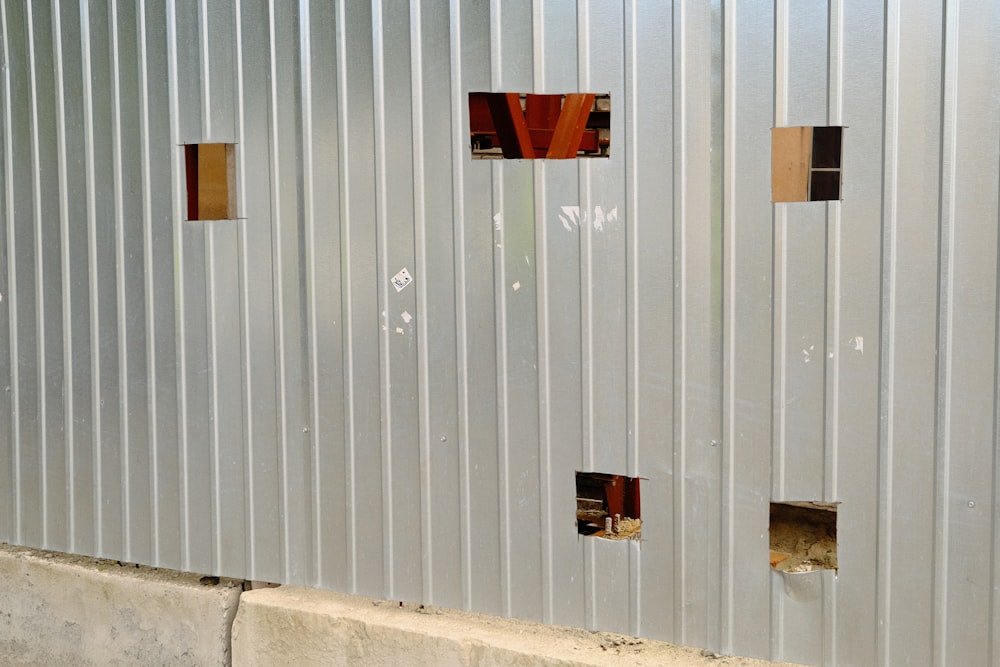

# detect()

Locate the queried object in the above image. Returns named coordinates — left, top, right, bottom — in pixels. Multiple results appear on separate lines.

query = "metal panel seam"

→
left=51, top=0, right=76, bottom=552
left=109, top=0, right=132, bottom=560
left=446, top=0, right=473, bottom=612
left=933, top=2, right=960, bottom=664
left=877, top=0, right=902, bottom=663
left=371, top=0, right=395, bottom=599
left=25, top=0, right=48, bottom=546
left=409, top=0, right=434, bottom=604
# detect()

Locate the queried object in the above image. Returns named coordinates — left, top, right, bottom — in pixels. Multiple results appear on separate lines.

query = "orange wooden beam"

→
left=546, top=93, right=595, bottom=159
left=485, top=92, right=535, bottom=158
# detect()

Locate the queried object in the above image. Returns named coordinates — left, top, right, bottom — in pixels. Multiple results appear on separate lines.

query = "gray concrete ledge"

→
left=0, top=543, right=242, bottom=666
left=233, top=586, right=802, bottom=667
left=1, top=542, right=800, bottom=666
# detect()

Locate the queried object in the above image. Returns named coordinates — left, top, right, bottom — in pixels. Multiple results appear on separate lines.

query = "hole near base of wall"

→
left=769, top=501, right=838, bottom=572
left=576, top=471, right=642, bottom=540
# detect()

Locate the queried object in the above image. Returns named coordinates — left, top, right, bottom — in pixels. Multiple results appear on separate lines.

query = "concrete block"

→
left=232, top=587, right=803, bottom=667
left=0, top=543, right=242, bottom=666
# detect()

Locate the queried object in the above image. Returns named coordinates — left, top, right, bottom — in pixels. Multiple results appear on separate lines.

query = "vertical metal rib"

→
left=933, top=3, right=960, bottom=664
left=108, top=0, right=131, bottom=559
left=164, top=0, right=190, bottom=569
left=671, top=0, right=687, bottom=641
left=771, top=0, right=788, bottom=502
left=487, top=0, right=511, bottom=618
left=721, top=0, right=737, bottom=652
left=264, top=0, right=288, bottom=581
left=0, top=0, right=21, bottom=544
left=823, top=4, right=846, bottom=662
left=409, top=0, right=434, bottom=602
left=529, top=0, right=553, bottom=625
left=370, top=0, right=394, bottom=599
left=877, top=0, right=902, bottom=663
left=51, top=0, right=76, bottom=551
left=824, top=0, right=844, bottom=505
left=206, top=227, right=220, bottom=570
left=993, top=161, right=1000, bottom=664
left=624, top=0, right=644, bottom=639
left=137, top=0, right=160, bottom=563
left=199, top=0, right=211, bottom=137
left=578, top=0, right=596, bottom=633
left=25, top=0, right=47, bottom=544
left=232, top=0, right=255, bottom=578
left=447, top=0, right=473, bottom=610
left=79, top=0, right=106, bottom=553
left=333, top=0, right=357, bottom=592
left=670, top=0, right=682, bottom=640
left=299, top=0, right=322, bottom=585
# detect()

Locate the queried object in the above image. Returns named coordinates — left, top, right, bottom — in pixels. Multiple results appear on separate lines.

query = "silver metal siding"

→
left=2, top=2, right=1000, bottom=666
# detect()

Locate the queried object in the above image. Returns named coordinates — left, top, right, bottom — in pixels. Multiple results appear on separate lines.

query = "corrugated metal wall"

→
left=1, top=1, right=999, bottom=665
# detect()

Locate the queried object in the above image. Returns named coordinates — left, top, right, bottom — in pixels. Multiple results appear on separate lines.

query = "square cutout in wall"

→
left=469, top=92, right=610, bottom=159
left=769, top=501, right=838, bottom=572
left=184, top=143, right=236, bottom=220
left=576, top=471, right=641, bottom=540
left=771, top=126, right=843, bottom=202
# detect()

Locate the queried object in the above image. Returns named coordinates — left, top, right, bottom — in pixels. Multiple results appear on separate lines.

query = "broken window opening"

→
left=769, top=501, right=838, bottom=572
left=576, top=471, right=641, bottom=540
left=184, top=143, right=237, bottom=220
left=771, top=126, right=843, bottom=202
left=469, top=92, right=610, bottom=159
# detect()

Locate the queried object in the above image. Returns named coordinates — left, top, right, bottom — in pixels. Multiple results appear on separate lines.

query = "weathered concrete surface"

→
left=233, top=587, right=804, bottom=667
left=0, top=543, right=242, bottom=666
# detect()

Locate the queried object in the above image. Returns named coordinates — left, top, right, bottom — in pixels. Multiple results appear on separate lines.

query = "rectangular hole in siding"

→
left=576, top=471, right=641, bottom=540
left=184, top=143, right=237, bottom=220
left=771, top=126, right=843, bottom=202
left=769, top=501, right=838, bottom=572
left=469, top=92, right=610, bottom=159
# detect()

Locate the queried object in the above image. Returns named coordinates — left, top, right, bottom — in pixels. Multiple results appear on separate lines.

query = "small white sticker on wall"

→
left=401, top=311, right=412, bottom=323
left=391, top=267, right=413, bottom=292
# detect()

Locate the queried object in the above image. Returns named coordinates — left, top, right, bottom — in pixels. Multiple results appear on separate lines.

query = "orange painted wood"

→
left=546, top=93, right=595, bottom=158
left=485, top=92, right=535, bottom=158
left=468, top=92, right=494, bottom=133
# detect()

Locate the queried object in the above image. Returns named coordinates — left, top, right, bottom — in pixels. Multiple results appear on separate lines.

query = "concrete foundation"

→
left=0, top=543, right=242, bottom=666
left=1, top=543, right=799, bottom=666
left=232, top=587, right=800, bottom=667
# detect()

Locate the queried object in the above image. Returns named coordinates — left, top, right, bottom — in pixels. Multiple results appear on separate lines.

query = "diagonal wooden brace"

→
left=546, top=93, right=596, bottom=159
left=485, top=92, right=535, bottom=159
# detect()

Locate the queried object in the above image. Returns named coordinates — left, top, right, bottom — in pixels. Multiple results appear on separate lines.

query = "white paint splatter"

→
left=559, top=205, right=580, bottom=232
left=493, top=212, right=503, bottom=231
left=396, top=327, right=405, bottom=335
left=850, top=336, right=864, bottom=354
left=557, top=205, right=619, bottom=232
left=401, top=311, right=412, bottom=324
left=512, top=281, right=521, bottom=291
left=593, top=205, right=605, bottom=231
